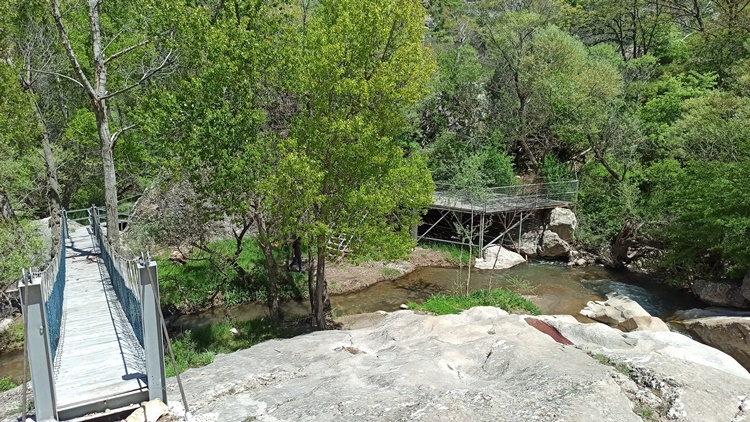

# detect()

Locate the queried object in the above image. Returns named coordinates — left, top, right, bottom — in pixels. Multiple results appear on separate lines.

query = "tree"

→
left=49, top=0, right=174, bottom=245
left=294, top=0, right=435, bottom=328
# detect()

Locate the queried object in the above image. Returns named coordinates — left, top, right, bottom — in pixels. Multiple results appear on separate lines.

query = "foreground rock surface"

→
left=673, top=307, right=750, bottom=371
left=159, top=308, right=749, bottom=422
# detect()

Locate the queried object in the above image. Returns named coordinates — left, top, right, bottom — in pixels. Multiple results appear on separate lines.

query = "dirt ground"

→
left=326, top=246, right=453, bottom=294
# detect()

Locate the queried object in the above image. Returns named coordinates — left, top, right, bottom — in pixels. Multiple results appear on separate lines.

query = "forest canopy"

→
left=1, top=0, right=749, bottom=318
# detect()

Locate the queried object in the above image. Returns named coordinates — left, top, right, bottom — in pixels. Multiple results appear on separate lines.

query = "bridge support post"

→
left=140, top=260, right=167, bottom=403
left=19, top=275, right=58, bottom=421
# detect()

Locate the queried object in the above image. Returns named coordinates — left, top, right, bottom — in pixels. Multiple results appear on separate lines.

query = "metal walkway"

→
left=19, top=207, right=165, bottom=421
left=53, top=226, right=148, bottom=415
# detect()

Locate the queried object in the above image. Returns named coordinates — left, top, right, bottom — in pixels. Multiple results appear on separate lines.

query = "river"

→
left=0, top=262, right=703, bottom=383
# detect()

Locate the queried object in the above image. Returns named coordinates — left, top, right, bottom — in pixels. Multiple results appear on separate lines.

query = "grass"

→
left=156, top=237, right=308, bottom=311
left=408, top=288, right=541, bottom=316
left=382, top=267, right=401, bottom=277
left=420, top=241, right=473, bottom=266
left=0, top=377, right=18, bottom=393
left=165, top=317, right=302, bottom=376
left=591, top=353, right=631, bottom=376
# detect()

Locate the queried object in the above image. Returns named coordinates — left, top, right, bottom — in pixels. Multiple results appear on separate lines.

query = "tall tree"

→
left=295, top=0, right=435, bottom=328
left=49, top=0, right=173, bottom=245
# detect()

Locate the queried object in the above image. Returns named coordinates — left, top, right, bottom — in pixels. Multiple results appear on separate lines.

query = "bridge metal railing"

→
left=433, top=180, right=579, bottom=213
left=90, top=206, right=144, bottom=346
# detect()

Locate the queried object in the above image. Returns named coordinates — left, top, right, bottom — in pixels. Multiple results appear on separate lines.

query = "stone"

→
left=229, top=328, right=239, bottom=337
left=691, top=280, right=750, bottom=309
left=538, top=230, right=570, bottom=258
left=580, top=295, right=651, bottom=326
left=742, top=270, right=750, bottom=303
left=618, top=316, right=670, bottom=332
left=678, top=309, right=750, bottom=370
left=160, top=307, right=750, bottom=422
left=399, top=304, right=408, bottom=310
left=169, top=250, right=187, bottom=265
left=125, top=407, right=146, bottom=422
left=516, top=230, right=541, bottom=257
left=548, top=208, right=577, bottom=241
left=144, top=399, right=170, bottom=422
left=474, top=246, right=526, bottom=270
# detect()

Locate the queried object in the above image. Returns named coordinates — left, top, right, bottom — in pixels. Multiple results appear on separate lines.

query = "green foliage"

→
left=0, top=320, right=25, bottom=353
left=0, top=377, right=19, bottom=393
left=661, top=161, right=750, bottom=282
left=0, top=221, right=44, bottom=290
left=157, top=237, right=308, bottom=311
left=420, top=241, right=473, bottom=266
left=166, top=317, right=294, bottom=376
left=408, top=288, right=541, bottom=315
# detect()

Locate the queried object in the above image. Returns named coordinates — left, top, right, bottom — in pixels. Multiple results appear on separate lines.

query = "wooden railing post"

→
left=19, top=273, right=58, bottom=420
left=140, top=260, right=166, bottom=402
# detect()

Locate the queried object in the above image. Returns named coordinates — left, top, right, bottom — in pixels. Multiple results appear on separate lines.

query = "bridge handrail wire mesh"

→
left=32, top=211, right=68, bottom=358
left=91, top=207, right=144, bottom=347
left=433, top=180, right=579, bottom=212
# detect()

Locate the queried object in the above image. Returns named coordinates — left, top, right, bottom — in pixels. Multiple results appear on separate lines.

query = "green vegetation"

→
left=408, top=289, right=541, bottom=316
left=420, top=242, right=473, bottom=266
left=157, top=238, right=308, bottom=311
left=166, top=317, right=299, bottom=376
left=0, top=377, right=18, bottom=393
left=503, top=276, right=535, bottom=295
left=2, top=0, right=750, bottom=317
left=0, top=320, right=24, bottom=352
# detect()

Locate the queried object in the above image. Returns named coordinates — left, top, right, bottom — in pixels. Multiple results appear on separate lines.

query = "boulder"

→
left=475, top=246, right=526, bottom=270
left=742, top=270, right=750, bottom=302
left=538, top=230, right=570, bottom=258
left=675, top=308, right=750, bottom=371
left=548, top=208, right=577, bottom=241
left=156, top=308, right=750, bottom=422
left=580, top=295, right=669, bottom=332
left=516, top=230, right=541, bottom=257
left=691, top=279, right=750, bottom=309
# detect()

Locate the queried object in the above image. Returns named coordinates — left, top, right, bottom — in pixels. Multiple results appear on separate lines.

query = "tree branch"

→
left=25, top=68, right=85, bottom=89
left=100, top=49, right=173, bottom=100
left=110, top=124, right=136, bottom=150
left=102, top=29, right=124, bottom=55
left=50, top=0, right=96, bottom=98
left=104, top=39, right=151, bottom=64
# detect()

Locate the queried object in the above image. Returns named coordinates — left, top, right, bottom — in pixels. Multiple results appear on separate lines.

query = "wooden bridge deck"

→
left=53, top=226, right=148, bottom=413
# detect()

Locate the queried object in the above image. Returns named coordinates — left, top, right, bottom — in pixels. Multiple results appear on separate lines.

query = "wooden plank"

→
left=54, top=226, right=147, bottom=410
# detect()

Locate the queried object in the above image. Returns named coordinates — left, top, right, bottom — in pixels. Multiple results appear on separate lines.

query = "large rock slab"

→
left=536, top=316, right=750, bottom=422
left=673, top=308, right=750, bottom=371
left=580, top=295, right=669, bottom=332
left=516, top=230, right=541, bottom=257
left=475, top=245, right=526, bottom=270
left=691, top=279, right=750, bottom=309
left=549, top=207, right=577, bottom=241
left=154, top=308, right=750, bottom=422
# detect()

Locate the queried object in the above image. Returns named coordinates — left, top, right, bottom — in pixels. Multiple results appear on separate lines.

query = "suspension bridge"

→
left=19, top=207, right=165, bottom=421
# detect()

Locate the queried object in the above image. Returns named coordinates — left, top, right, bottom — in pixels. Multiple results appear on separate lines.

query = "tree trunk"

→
left=307, top=235, right=315, bottom=314
left=37, top=106, right=62, bottom=257
left=313, top=233, right=331, bottom=328
left=0, top=191, right=15, bottom=222
left=96, top=104, right=120, bottom=245
left=256, top=220, right=282, bottom=322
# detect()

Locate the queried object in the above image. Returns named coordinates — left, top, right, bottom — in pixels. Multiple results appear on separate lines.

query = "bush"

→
left=408, top=288, right=541, bottom=315
left=0, top=377, right=18, bottom=393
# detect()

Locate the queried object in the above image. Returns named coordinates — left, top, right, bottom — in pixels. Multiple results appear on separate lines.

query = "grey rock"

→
left=743, top=270, right=750, bottom=303
left=580, top=295, right=670, bottom=334
left=548, top=208, right=577, bottom=242
left=538, top=231, right=570, bottom=258
left=162, top=308, right=750, bottom=422
left=516, top=230, right=541, bottom=257
left=475, top=246, right=526, bottom=270
left=679, top=311, right=750, bottom=370
left=691, top=279, right=750, bottom=309
left=618, top=316, right=670, bottom=332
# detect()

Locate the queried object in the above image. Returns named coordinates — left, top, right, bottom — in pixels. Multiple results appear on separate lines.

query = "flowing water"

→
left=0, top=262, right=703, bottom=383
left=172, top=262, right=702, bottom=328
